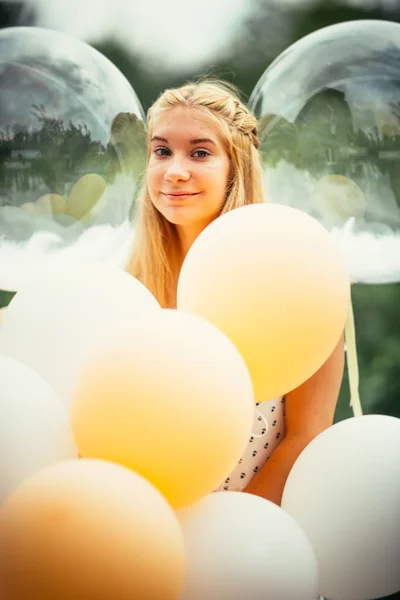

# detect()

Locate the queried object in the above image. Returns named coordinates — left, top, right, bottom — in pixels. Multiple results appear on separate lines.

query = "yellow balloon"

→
left=67, top=174, right=106, bottom=220
left=21, top=194, right=67, bottom=217
left=36, top=193, right=67, bottom=216
left=71, top=309, right=254, bottom=508
left=20, top=202, right=36, bottom=215
left=177, top=204, right=350, bottom=402
left=313, top=175, right=366, bottom=227
left=0, top=459, right=184, bottom=600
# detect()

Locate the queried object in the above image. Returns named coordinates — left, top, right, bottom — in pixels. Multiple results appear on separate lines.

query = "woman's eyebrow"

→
left=190, top=138, right=216, bottom=145
left=150, top=136, right=217, bottom=145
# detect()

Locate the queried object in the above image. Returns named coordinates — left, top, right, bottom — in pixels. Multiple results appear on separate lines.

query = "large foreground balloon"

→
left=282, top=415, right=400, bottom=600
left=0, top=26, right=145, bottom=292
left=177, top=203, right=350, bottom=401
left=0, top=263, right=160, bottom=405
left=71, top=309, right=254, bottom=508
left=0, top=355, right=77, bottom=505
left=0, top=459, right=184, bottom=600
left=250, top=20, right=400, bottom=284
left=176, top=492, right=318, bottom=600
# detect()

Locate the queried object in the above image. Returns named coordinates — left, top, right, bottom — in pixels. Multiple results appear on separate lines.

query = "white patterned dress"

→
left=214, top=396, right=286, bottom=492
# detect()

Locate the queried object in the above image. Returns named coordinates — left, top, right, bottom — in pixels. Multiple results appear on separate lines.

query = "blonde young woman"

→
left=125, top=79, right=344, bottom=506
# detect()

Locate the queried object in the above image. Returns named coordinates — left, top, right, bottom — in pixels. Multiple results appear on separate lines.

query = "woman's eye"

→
left=193, top=149, right=210, bottom=158
left=154, top=147, right=170, bottom=156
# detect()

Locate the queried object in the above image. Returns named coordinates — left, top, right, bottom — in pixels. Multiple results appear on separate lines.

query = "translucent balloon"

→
left=250, top=20, right=400, bottom=284
left=0, top=27, right=146, bottom=292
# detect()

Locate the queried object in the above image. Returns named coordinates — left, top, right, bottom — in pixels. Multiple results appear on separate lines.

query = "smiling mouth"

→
left=162, top=192, right=199, bottom=197
left=162, top=192, right=200, bottom=201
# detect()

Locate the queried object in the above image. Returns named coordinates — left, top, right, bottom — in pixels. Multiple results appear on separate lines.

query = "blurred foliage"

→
left=0, top=289, right=14, bottom=307
left=0, top=108, right=109, bottom=212
left=0, top=1, right=34, bottom=28
left=335, top=284, right=400, bottom=424
left=93, top=0, right=400, bottom=106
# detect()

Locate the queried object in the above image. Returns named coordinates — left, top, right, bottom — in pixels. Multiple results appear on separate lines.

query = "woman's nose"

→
left=163, top=157, right=190, bottom=182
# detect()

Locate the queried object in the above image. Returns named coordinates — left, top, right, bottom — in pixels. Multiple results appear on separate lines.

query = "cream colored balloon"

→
left=177, top=491, right=318, bottom=600
left=71, top=309, right=255, bottom=508
left=0, top=459, right=185, bottom=600
left=0, top=263, right=160, bottom=406
left=282, top=415, right=400, bottom=600
left=0, top=355, right=78, bottom=505
left=67, top=174, right=107, bottom=220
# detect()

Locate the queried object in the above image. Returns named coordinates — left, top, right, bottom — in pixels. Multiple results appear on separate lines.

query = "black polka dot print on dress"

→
left=214, top=396, right=286, bottom=492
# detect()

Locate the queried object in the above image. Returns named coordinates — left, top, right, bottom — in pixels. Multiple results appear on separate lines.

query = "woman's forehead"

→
left=150, top=106, right=225, bottom=143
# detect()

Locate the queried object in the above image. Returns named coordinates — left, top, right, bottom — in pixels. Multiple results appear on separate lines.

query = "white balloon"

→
left=282, top=415, right=400, bottom=600
left=0, top=262, right=160, bottom=406
left=176, top=491, right=318, bottom=600
left=0, top=355, right=78, bottom=506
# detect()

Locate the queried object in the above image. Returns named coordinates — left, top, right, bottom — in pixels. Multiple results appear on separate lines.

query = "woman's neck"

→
left=173, top=221, right=212, bottom=310
left=175, top=222, right=204, bottom=263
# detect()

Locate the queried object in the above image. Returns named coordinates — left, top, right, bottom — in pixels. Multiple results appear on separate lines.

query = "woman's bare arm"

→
left=245, top=334, right=345, bottom=505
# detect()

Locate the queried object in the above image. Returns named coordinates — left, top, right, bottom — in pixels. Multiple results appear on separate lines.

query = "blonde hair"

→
left=125, top=79, right=265, bottom=308
left=105, top=112, right=146, bottom=182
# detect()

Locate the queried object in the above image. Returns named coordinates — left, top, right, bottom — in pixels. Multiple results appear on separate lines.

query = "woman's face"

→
left=147, top=106, right=231, bottom=232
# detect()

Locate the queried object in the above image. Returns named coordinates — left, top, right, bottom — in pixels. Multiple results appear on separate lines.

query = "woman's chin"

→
left=162, top=207, right=199, bottom=226
left=155, top=202, right=217, bottom=230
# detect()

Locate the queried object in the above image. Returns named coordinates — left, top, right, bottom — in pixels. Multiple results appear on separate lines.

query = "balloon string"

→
left=345, top=294, right=363, bottom=417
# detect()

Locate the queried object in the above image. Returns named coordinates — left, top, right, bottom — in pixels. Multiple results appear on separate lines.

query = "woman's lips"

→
left=162, top=192, right=200, bottom=201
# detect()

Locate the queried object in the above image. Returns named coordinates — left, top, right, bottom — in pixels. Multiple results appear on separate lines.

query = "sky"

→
left=21, top=0, right=254, bottom=70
